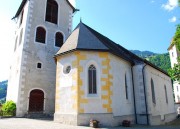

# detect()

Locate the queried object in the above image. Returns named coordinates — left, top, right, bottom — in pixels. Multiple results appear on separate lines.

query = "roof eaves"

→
left=12, top=0, right=79, bottom=19
left=66, top=0, right=80, bottom=13
left=54, top=49, right=76, bottom=58
left=143, top=59, right=170, bottom=77
left=167, top=43, right=174, bottom=50
left=83, top=23, right=140, bottom=64
left=12, top=0, right=27, bottom=19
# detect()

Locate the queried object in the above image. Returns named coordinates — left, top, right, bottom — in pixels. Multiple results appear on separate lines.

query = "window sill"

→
left=86, top=94, right=100, bottom=99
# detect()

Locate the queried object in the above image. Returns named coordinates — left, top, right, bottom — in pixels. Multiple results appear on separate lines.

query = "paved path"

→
left=0, top=118, right=180, bottom=129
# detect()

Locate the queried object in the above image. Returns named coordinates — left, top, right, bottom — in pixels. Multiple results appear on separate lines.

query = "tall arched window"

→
left=125, top=73, right=128, bottom=100
left=14, top=36, right=18, bottom=51
left=19, top=29, right=23, bottom=45
left=151, top=78, right=156, bottom=104
left=164, top=85, right=168, bottom=104
left=45, top=0, right=58, bottom=24
left=36, top=27, right=46, bottom=43
left=20, top=10, right=24, bottom=26
left=88, top=65, right=97, bottom=94
left=55, top=32, right=63, bottom=47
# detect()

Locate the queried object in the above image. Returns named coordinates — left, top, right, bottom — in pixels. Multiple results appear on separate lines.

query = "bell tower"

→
left=7, top=0, right=76, bottom=117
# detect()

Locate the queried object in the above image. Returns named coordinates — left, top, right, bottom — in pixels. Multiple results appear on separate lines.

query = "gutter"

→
left=142, top=64, right=149, bottom=125
left=131, top=65, right=137, bottom=124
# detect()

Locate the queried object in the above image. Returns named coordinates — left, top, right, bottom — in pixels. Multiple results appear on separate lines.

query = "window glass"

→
left=36, top=27, right=46, bottom=43
left=55, top=32, right=63, bottom=47
left=88, top=65, right=97, bottom=94
left=151, top=78, right=156, bottom=104
left=45, top=0, right=58, bottom=24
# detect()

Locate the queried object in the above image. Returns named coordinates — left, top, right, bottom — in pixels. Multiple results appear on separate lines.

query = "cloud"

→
left=162, top=0, right=178, bottom=11
left=151, top=1, right=155, bottom=3
left=169, top=16, right=177, bottom=22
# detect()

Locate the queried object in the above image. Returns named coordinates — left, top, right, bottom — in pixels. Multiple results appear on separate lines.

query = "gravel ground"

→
left=0, top=118, right=180, bottom=129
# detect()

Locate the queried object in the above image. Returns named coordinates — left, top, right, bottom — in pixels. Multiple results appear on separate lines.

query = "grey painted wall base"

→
left=149, top=113, right=177, bottom=125
left=54, top=113, right=134, bottom=127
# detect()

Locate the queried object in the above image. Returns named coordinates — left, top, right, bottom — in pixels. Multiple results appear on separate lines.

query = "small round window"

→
left=63, top=65, right=71, bottom=74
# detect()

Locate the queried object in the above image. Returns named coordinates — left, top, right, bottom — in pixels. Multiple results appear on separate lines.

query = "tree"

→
left=168, top=57, right=180, bottom=84
left=168, top=6, right=180, bottom=83
left=172, top=24, right=180, bottom=51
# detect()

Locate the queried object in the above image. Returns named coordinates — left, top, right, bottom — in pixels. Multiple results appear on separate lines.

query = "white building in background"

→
left=6, top=0, right=176, bottom=127
left=168, top=43, right=180, bottom=103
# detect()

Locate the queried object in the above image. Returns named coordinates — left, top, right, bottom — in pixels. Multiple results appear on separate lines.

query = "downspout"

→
left=142, top=64, right=149, bottom=125
left=131, top=65, right=137, bottom=124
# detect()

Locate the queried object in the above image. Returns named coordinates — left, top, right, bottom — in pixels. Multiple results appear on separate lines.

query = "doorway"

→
left=28, top=89, right=44, bottom=112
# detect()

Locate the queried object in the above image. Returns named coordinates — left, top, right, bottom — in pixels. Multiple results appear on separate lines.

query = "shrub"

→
left=1, top=101, right=16, bottom=116
left=90, top=119, right=99, bottom=128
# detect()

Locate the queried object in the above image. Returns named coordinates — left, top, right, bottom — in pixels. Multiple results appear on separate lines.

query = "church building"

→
left=7, top=0, right=176, bottom=127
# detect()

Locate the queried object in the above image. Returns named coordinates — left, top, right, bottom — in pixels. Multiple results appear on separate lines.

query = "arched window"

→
left=45, top=0, right=58, bottom=24
left=35, top=27, right=46, bottom=43
left=88, top=65, right=97, bottom=94
left=178, top=95, right=180, bottom=102
left=14, top=36, right=18, bottom=51
left=20, top=10, right=24, bottom=25
left=19, top=29, right=23, bottom=45
left=164, top=85, right=168, bottom=104
left=151, top=78, right=156, bottom=104
left=125, top=73, right=128, bottom=100
left=55, top=32, right=63, bottom=47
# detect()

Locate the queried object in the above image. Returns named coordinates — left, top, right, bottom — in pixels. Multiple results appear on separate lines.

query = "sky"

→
left=0, top=0, right=179, bottom=82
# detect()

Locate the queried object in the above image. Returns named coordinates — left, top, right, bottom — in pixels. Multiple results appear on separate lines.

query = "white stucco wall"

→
left=79, top=52, right=106, bottom=113
left=7, top=0, right=29, bottom=107
left=109, top=54, right=134, bottom=117
left=174, top=82, right=180, bottom=103
left=56, top=54, right=77, bottom=114
left=144, top=65, right=176, bottom=125
left=169, top=45, right=179, bottom=68
left=56, top=51, right=135, bottom=116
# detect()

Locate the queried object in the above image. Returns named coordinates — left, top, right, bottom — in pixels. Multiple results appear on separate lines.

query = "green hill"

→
left=0, top=80, right=8, bottom=104
left=130, top=50, right=157, bottom=58
left=146, top=53, right=171, bottom=72
left=130, top=50, right=171, bottom=72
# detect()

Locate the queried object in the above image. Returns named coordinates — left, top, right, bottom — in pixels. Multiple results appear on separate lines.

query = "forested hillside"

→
left=130, top=50, right=157, bottom=58
left=130, top=50, right=171, bottom=72
left=146, top=53, right=171, bottom=72
left=0, top=80, right=8, bottom=104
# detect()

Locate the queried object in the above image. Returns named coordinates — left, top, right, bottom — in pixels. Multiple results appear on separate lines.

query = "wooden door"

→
left=29, top=89, right=44, bottom=112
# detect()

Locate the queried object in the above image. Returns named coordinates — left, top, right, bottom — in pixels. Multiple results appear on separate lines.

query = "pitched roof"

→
left=55, top=22, right=170, bottom=76
left=55, top=22, right=141, bottom=64
left=12, top=0, right=78, bottom=19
